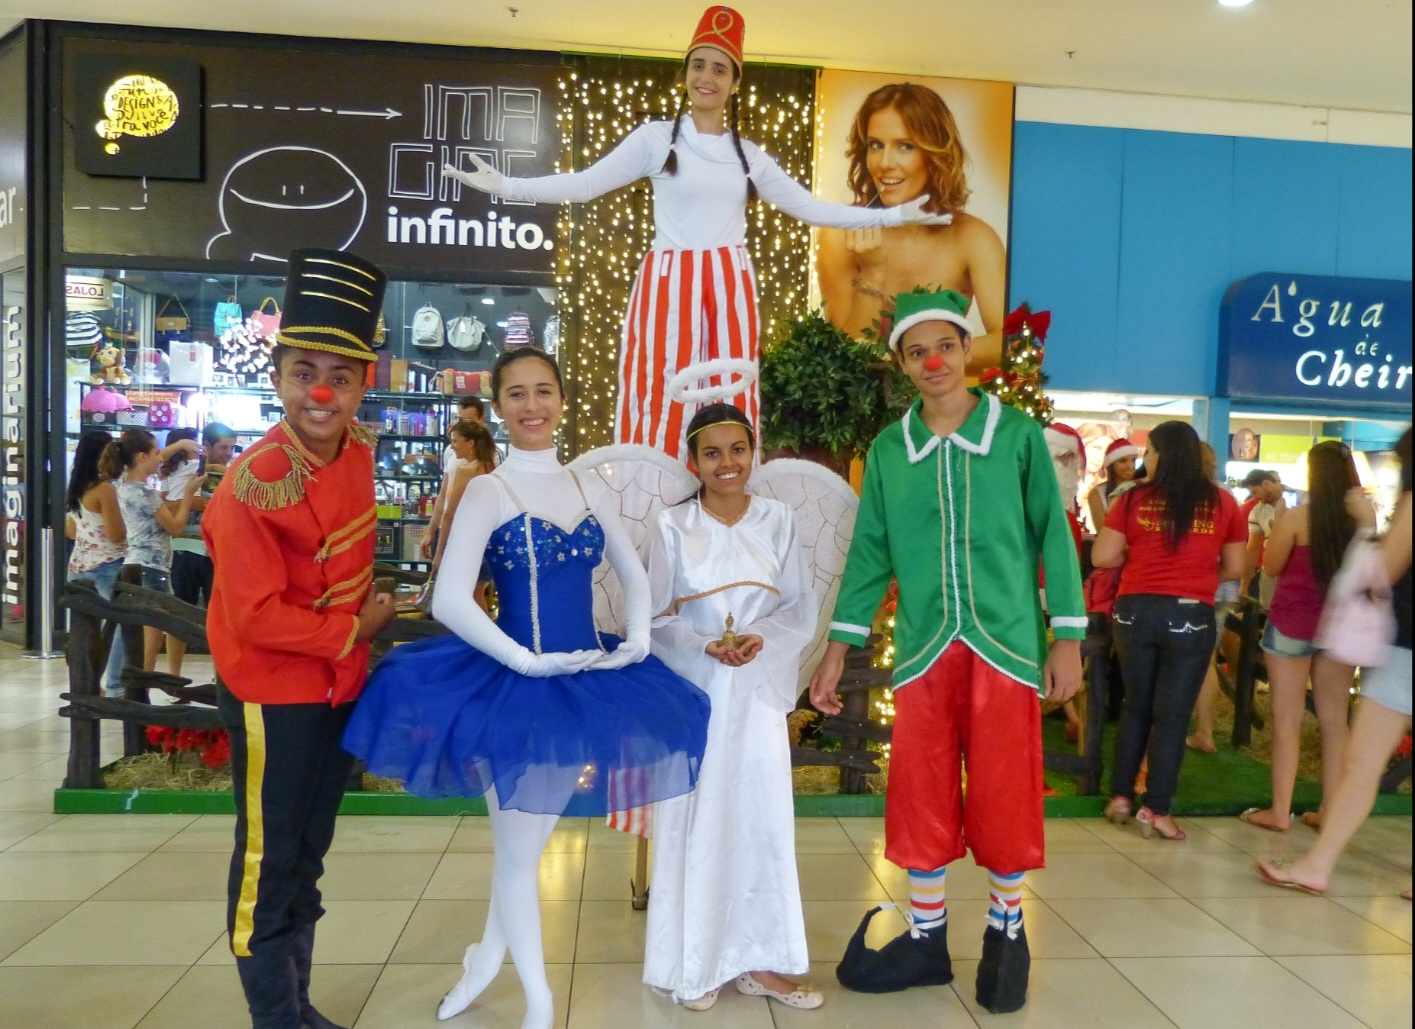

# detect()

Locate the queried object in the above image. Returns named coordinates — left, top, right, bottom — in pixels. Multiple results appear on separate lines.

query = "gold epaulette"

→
left=231, top=442, right=318, bottom=512
left=348, top=422, right=379, bottom=450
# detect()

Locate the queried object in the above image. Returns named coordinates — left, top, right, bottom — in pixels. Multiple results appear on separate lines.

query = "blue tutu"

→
left=344, top=512, right=710, bottom=817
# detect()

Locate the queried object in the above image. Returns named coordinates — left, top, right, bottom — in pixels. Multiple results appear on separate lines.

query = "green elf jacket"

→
left=828, top=390, right=1087, bottom=693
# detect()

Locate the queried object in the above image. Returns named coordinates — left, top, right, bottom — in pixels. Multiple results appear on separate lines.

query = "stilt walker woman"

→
left=442, top=6, right=950, bottom=458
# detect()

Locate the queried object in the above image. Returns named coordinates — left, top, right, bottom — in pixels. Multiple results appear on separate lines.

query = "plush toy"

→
left=133, top=349, right=172, bottom=385
left=91, top=343, right=132, bottom=385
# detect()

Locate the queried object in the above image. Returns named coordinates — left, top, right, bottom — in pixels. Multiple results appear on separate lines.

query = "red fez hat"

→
left=688, top=6, right=746, bottom=69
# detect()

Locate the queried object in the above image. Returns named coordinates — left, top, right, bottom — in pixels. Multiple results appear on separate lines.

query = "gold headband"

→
left=686, top=415, right=754, bottom=441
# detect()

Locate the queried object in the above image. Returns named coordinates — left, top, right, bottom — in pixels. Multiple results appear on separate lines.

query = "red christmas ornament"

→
left=310, top=385, right=334, bottom=404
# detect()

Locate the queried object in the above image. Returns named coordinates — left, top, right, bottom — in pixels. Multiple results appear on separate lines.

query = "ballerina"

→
left=343, top=347, right=710, bottom=1029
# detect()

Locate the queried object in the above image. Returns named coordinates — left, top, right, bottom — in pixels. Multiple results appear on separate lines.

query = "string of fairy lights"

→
left=554, top=55, right=817, bottom=456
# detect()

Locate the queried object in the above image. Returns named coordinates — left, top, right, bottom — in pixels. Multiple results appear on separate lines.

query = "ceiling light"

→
left=481, top=297, right=495, bottom=305
left=1218, top=0, right=1254, bottom=7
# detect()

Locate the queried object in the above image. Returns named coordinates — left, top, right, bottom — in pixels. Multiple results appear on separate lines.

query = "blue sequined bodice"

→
left=486, top=513, right=605, bottom=653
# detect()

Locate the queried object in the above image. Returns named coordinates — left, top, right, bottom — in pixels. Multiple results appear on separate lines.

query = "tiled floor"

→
left=0, top=643, right=1410, bottom=1028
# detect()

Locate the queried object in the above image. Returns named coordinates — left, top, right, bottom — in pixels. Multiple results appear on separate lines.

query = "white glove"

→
left=586, top=637, right=649, bottom=671
left=442, top=156, right=506, bottom=196
left=512, top=648, right=604, bottom=677
left=884, top=194, right=954, bottom=227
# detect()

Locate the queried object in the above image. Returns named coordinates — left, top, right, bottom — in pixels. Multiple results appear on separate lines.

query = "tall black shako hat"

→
left=275, top=248, right=387, bottom=362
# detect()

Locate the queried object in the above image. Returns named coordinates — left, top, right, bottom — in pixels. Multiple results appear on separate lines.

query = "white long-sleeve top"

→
left=432, top=444, right=651, bottom=672
left=498, top=116, right=910, bottom=251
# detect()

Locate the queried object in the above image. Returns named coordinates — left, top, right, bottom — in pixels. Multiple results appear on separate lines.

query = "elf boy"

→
left=203, top=248, right=395, bottom=1029
left=810, top=288, right=1085, bottom=1014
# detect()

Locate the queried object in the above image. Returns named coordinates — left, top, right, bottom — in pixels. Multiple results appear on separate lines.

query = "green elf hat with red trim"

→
left=886, top=288, right=973, bottom=351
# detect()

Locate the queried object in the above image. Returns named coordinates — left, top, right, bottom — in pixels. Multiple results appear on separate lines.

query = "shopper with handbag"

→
left=1256, top=427, right=1411, bottom=899
left=1092, top=421, right=1247, bottom=842
left=1238, top=442, right=1372, bottom=832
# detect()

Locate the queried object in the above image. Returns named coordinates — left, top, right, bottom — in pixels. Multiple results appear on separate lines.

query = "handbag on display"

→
left=412, top=304, right=446, bottom=348
left=154, top=298, right=193, bottom=346
left=147, top=401, right=176, bottom=429
left=214, top=298, right=243, bottom=336
left=252, top=297, right=282, bottom=341
left=502, top=310, right=534, bottom=349
left=1315, top=529, right=1396, bottom=667
left=446, top=305, right=486, bottom=353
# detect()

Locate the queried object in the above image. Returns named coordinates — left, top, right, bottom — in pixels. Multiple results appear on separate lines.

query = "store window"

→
left=64, top=267, right=559, bottom=569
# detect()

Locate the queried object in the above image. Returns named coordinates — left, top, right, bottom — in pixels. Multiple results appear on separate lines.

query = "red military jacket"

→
left=203, top=418, right=379, bottom=705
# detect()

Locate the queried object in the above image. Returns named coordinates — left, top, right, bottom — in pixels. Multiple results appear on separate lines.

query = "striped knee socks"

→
left=907, top=866, right=948, bottom=932
left=987, top=870, right=1025, bottom=939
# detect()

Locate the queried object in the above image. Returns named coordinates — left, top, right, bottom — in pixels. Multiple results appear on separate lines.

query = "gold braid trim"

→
left=231, top=443, right=318, bottom=512
left=347, top=422, right=379, bottom=450
left=337, top=617, right=360, bottom=660
left=317, top=506, right=378, bottom=563
left=314, top=566, right=373, bottom=610
left=670, top=580, right=780, bottom=615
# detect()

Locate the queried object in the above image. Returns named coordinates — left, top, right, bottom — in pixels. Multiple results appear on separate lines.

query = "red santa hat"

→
left=1104, top=438, right=1141, bottom=467
left=1044, top=422, right=1085, bottom=464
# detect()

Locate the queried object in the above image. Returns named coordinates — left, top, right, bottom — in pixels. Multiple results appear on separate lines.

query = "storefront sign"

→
left=0, top=35, right=25, bottom=265
left=63, top=40, right=559, bottom=276
left=64, top=274, right=113, bottom=311
left=2, top=298, right=22, bottom=620
left=73, top=56, right=203, bottom=179
left=1220, top=273, right=1412, bottom=412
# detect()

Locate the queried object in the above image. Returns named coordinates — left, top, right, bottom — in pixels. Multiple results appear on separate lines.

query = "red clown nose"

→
left=310, top=385, right=334, bottom=404
left=923, top=355, right=945, bottom=372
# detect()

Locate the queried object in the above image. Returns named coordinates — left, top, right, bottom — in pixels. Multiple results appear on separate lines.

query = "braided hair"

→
left=661, top=58, right=758, bottom=203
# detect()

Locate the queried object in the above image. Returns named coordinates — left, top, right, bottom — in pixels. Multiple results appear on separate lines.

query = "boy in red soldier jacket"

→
left=203, top=248, right=395, bottom=1029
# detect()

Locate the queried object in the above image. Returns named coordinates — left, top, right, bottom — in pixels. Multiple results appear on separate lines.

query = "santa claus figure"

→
left=1044, top=422, right=1086, bottom=560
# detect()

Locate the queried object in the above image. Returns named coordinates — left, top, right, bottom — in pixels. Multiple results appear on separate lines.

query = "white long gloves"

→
left=882, top=194, right=955, bottom=227
left=443, top=156, right=506, bottom=196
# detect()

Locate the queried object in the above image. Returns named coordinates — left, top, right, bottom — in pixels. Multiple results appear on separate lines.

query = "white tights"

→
left=437, top=789, right=559, bottom=1029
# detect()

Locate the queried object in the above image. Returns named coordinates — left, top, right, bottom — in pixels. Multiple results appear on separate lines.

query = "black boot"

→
left=836, top=906, right=954, bottom=993
left=290, top=923, right=349, bottom=1029
left=235, top=939, right=303, bottom=1029
left=975, top=925, right=1030, bottom=1014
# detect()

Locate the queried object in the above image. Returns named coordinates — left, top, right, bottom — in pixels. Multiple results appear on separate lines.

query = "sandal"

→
left=1104, top=796, right=1133, bottom=826
left=1239, top=807, right=1290, bottom=832
left=1254, top=858, right=1326, bottom=896
left=1137, top=807, right=1186, bottom=841
left=733, top=973, right=824, bottom=1010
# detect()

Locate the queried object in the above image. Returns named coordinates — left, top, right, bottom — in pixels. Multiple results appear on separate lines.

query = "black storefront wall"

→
left=30, top=20, right=572, bottom=650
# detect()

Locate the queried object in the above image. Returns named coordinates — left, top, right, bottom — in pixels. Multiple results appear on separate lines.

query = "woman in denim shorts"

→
left=1241, top=442, right=1373, bottom=832
left=1257, top=427, right=1412, bottom=899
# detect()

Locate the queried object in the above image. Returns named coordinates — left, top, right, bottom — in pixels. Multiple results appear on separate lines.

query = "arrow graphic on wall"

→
left=207, top=103, right=402, bottom=119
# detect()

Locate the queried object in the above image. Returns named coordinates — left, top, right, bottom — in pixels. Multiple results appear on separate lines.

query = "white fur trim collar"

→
left=903, top=393, right=1001, bottom=464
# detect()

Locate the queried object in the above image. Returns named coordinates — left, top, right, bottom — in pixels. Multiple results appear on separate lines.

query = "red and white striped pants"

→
left=616, top=245, right=760, bottom=459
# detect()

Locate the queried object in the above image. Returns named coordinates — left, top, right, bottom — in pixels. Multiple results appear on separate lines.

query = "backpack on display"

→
left=502, top=310, right=534, bottom=349
left=412, top=304, right=445, bottom=348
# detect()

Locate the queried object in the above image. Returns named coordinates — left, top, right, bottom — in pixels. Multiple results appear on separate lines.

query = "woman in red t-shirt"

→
left=1092, top=421, right=1247, bottom=841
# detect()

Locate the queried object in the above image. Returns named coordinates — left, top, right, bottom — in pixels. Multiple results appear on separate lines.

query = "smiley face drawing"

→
left=205, top=146, right=367, bottom=262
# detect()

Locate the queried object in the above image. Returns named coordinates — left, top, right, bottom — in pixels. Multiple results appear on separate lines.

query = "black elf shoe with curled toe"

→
left=975, top=924, right=1030, bottom=1014
left=835, top=905, right=954, bottom=993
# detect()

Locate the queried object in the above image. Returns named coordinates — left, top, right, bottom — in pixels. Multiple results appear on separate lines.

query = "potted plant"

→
left=759, top=311, right=914, bottom=473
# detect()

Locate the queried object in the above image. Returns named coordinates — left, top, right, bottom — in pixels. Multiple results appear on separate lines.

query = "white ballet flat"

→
left=437, top=943, right=487, bottom=1021
left=680, top=987, right=720, bottom=1011
left=733, top=972, right=824, bottom=1009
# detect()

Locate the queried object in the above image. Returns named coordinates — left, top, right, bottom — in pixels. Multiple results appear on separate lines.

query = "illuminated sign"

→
left=73, top=54, right=202, bottom=180
left=96, top=74, right=180, bottom=155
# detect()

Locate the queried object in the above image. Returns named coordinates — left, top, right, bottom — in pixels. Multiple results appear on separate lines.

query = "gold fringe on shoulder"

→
left=232, top=444, right=318, bottom=512
left=347, top=422, right=379, bottom=450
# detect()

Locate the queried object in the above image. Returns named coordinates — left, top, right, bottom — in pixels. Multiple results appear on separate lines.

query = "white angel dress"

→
left=641, top=495, right=818, bottom=1002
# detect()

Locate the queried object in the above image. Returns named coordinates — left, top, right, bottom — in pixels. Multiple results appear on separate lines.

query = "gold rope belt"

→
left=669, top=579, right=779, bottom=615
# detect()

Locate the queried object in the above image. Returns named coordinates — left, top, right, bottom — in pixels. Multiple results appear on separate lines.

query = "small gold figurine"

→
left=718, top=613, right=740, bottom=652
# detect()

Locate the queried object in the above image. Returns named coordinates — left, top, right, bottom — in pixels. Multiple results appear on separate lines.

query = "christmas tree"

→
left=980, top=303, right=1055, bottom=426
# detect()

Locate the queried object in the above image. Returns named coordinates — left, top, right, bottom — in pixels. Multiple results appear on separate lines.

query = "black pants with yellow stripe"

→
left=220, top=684, right=354, bottom=1028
